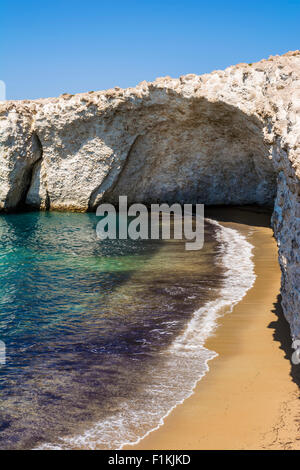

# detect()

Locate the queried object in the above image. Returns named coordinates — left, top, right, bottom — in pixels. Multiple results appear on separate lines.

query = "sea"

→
left=0, top=211, right=255, bottom=449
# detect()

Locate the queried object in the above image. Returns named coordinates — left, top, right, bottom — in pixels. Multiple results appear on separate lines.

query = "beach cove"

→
left=127, top=208, right=300, bottom=450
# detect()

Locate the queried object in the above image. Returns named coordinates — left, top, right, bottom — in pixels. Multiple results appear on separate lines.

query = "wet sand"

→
left=126, top=207, right=300, bottom=450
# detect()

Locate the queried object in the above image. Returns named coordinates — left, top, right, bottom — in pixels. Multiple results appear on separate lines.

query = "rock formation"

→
left=0, top=51, right=299, bottom=339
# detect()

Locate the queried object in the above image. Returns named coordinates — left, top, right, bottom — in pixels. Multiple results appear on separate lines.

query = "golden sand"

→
left=126, top=208, right=300, bottom=450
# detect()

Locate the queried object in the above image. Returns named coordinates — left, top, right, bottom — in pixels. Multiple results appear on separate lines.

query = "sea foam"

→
left=37, top=219, right=255, bottom=450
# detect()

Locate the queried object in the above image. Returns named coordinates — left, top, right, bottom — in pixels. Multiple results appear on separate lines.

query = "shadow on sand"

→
left=269, top=295, right=300, bottom=391
left=205, top=205, right=273, bottom=228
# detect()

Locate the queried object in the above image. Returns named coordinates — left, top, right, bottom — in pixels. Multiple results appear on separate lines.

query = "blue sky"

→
left=1, top=0, right=299, bottom=100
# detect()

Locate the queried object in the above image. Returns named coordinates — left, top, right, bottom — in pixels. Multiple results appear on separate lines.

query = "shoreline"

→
left=125, top=208, right=300, bottom=450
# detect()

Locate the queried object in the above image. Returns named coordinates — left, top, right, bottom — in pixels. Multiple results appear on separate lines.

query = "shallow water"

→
left=0, top=211, right=225, bottom=449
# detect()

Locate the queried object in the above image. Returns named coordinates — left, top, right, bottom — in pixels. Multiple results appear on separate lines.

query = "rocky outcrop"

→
left=0, top=51, right=299, bottom=339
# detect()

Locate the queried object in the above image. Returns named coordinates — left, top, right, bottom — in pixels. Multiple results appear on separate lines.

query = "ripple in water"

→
left=0, top=211, right=253, bottom=450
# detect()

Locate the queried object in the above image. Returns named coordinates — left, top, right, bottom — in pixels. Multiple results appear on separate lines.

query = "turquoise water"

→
left=0, top=212, right=223, bottom=449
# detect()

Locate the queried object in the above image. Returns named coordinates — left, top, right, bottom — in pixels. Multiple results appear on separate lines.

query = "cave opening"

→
left=101, top=100, right=278, bottom=212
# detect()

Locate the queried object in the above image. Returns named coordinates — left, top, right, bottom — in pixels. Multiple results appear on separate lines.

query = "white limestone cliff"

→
left=0, top=51, right=299, bottom=339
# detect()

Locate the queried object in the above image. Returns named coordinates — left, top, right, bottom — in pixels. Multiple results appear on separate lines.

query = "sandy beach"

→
left=126, top=208, right=300, bottom=450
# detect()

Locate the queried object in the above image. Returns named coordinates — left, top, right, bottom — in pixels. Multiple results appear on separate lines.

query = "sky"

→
left=1, top=0, right=299, bottom=100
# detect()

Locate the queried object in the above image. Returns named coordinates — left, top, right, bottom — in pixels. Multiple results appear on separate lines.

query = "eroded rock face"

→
left=0, top=51, right=299, bottom=338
